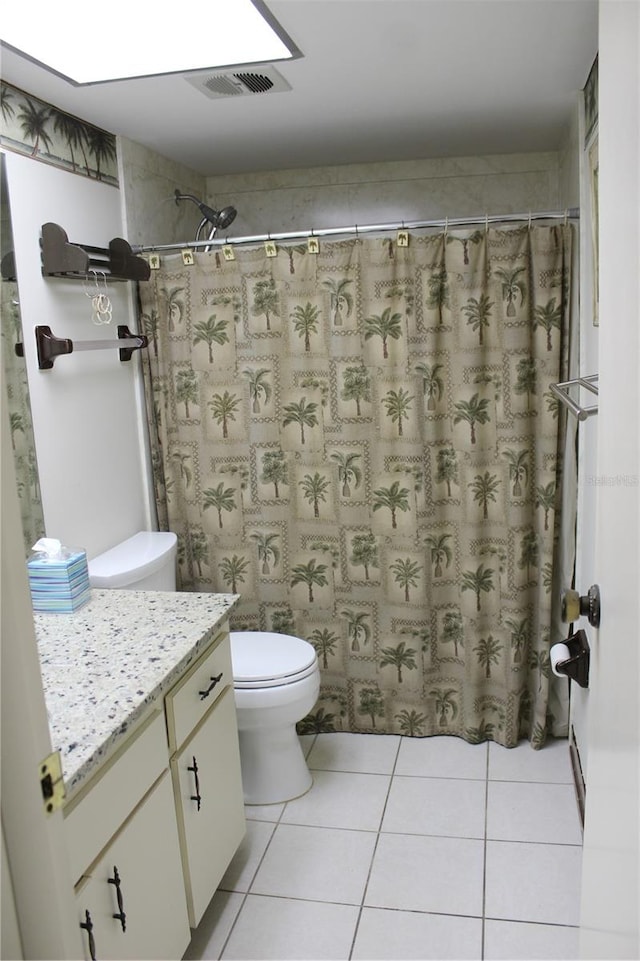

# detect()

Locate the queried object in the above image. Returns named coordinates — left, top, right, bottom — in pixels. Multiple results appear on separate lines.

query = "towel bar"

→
left=34, top=324, right=148, bottom=370
left=549, top=375, right=598, bottom=420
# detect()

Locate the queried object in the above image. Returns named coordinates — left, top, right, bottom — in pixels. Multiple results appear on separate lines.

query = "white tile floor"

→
left=184, top=733, right=583, bottom=961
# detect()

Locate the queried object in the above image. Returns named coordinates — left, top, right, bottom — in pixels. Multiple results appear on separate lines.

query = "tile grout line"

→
left=348, top=736, right=403, bottom=960
left=218, top=732, right=320, bottom=958
left=216, top=771, right=294, bottom=960
left=213, top=735, right=583, bottom=959
left=481, top=741, right=490, bottom=960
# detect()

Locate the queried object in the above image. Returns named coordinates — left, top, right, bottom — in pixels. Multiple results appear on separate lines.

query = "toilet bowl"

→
left=230, top=631, right=320, bottom=805
left=88, top=535, right=320, bottom=806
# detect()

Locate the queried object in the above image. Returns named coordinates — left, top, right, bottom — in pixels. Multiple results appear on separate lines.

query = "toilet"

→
left=88, top=532, right=320, bottom=806
left=88, top=530, right=178, bottom=590
left=230, top=631, right=320, bottom=805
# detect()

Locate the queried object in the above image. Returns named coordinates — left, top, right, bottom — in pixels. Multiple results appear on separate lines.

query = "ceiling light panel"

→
left=0, top=0, right=300, bottom=85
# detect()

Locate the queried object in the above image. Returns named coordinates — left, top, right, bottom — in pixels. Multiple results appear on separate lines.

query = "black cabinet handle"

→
left=80, top=909, right=97, bottom=961
left=199, top=672, right=223, bottom=700
left=108, top=865, right=127, bottom=932
left=188, top=756, right=202, bottom=810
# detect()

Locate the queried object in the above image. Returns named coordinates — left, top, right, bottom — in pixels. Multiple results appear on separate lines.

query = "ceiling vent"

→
left=186, top=65, right=291, bottom=99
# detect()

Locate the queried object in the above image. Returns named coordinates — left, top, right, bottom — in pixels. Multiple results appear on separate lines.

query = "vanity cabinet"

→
left=171, top=687, right=246, bottom=926
left=165, top=626, right=245, bottom=928
left=74, top=772, right=189, bottom=961
left=63, top=617, right=245, bottom=959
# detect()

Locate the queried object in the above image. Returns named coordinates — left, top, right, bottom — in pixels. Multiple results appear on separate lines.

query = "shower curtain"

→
left=138, top=223, right=575, bottom=748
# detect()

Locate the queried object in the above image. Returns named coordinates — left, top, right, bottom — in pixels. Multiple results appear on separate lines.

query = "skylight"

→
left=0, top=0, right=300, bottom=85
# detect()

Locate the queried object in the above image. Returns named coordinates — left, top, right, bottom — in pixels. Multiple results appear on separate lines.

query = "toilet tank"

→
left=88, top=532, right=177, bottom=591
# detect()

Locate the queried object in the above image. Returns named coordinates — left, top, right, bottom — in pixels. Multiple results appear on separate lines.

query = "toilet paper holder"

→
left=550, top=629, right=590, bottom=688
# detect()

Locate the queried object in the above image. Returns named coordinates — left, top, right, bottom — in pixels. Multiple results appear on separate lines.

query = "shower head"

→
left=215, top=205, right=238, bottom=230
left=174, top=190, right=237, bottom=230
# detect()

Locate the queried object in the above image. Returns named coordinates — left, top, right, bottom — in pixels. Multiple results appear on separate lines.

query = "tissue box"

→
left=27, top=549, right=91, bottom=613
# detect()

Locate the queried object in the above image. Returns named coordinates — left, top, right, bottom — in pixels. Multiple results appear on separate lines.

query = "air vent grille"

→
left=235, top=72, right=275, bottom=93
left=186, top=65, right=291, bottom=99
left=203, top=75, right=245, bottom=97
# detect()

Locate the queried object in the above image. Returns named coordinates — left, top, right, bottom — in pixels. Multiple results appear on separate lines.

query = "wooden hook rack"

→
left=40, top=222, right=151, bottom=282
left=34, top=324, right=148, bottom=370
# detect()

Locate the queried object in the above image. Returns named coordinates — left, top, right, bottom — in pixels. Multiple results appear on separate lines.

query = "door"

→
left=579, top=3, right=639, bottom=958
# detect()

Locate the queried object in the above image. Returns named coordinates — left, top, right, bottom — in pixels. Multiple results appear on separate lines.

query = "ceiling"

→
left=0, top=1, right=598, bottom=177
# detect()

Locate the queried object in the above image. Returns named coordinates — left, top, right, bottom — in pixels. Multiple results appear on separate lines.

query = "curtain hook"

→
left=444, top=215, right=449, bottom=238
left=564, top=208, right=569, bottom=226
left=485, top=213, right=489, bottom=233
left=528, top=211, right=532, bottom=230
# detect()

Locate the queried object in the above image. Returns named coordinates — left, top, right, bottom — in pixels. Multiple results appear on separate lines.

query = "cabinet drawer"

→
left=64, top=710, right=167, bottom=885
left=165, top=624, right=232, bottom=753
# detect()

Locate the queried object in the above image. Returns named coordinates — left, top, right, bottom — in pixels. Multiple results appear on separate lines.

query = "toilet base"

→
left=238, top=724, right=313, bottom=805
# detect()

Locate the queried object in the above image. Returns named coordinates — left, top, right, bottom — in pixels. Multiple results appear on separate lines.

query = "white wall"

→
left=204, top=151, right=562, bottom=236
left=119, top=137, right=206, bottom=248
left=4, top=150, right=152, bottom=559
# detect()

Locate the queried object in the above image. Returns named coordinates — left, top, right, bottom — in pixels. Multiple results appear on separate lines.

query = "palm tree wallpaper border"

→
left=138, top=223, right=575, bottom=750
left=1, top=82, right=118, bottom=185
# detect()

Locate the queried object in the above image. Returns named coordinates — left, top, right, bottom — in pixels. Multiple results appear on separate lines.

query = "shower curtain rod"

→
left=133, top=207, right=579, bottom=254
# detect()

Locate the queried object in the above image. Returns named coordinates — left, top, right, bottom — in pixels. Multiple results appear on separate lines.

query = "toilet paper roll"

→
left=550, top=643, right=572, bottom=677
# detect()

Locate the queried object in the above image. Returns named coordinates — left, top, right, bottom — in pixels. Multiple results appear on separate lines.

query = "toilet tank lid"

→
left=88, top=531, right=177, bottom=588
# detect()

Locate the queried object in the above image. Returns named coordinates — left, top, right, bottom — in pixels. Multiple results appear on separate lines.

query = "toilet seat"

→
left=230, top=631, right=318, bottom=689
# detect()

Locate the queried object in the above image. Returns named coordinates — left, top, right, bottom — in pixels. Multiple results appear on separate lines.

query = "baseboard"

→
left=569, top=725, right=586, bottom=829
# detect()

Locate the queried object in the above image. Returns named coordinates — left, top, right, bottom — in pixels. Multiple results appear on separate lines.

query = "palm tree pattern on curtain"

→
left=1, top=278, right=45, bottom=551
left=138, top=225, right=573, bottom=748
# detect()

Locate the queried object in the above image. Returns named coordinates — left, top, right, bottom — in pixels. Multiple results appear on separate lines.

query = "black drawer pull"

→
left=80, top=909, right=97, bottom=960
left=188, top=756, right=202, bottom=810
left=108, top=865, right=127, bottom=932
left=199, top=672, right=223, bottom=700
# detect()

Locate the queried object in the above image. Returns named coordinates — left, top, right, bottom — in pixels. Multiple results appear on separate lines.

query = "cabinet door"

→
left=171, top=684, right=246, bottom=928
left=75, top=772, right=190, bottom=961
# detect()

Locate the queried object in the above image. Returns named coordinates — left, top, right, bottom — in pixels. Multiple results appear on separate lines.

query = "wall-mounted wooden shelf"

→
left=40, top=223, right=150, bottom=282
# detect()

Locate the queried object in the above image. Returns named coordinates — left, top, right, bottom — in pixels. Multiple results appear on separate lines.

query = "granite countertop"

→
left=34, top=589, right=239, bottom=800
